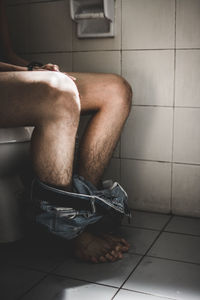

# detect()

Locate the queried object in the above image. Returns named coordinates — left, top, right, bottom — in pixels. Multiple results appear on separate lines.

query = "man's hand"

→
left=39, top=63, right=60, bottom=72
left=34, top=63, right=76, bottom=81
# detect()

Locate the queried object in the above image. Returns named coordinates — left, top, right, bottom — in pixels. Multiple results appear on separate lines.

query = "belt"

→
left=32, top=179, right=121, bottom=215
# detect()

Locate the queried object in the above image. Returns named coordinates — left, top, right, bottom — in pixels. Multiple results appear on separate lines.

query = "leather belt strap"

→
left=33, top=179, right=105, bottom=214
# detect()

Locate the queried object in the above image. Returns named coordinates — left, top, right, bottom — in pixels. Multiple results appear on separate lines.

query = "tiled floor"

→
left=0, top=211, right=200, bottom=300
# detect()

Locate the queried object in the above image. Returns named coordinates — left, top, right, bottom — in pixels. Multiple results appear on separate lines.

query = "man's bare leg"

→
left=68, top=73, right=132, bottom=261
left=0, top=71, right=80, bottom=189
left=69, top=73, right=132, bottom=187
left=0, top=71, right=125, bottom=263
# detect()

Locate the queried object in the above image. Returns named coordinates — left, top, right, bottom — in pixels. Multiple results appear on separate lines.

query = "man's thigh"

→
left=0, top=71, right=49, bottom=127
left=0, top=71, right=75, bottom=127
left=68, top=72, right=118, bottom=112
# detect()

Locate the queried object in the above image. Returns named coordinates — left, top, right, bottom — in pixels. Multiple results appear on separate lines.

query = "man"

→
left=0, top=0, right=132, bottom=263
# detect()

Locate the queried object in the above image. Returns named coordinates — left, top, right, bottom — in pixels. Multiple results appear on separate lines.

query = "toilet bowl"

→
left=0, top=127, right=32, bottom=243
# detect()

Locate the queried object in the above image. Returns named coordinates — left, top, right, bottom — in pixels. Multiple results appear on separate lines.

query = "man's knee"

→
left=33, top=72, right=81, bottom=121
left=107, top=74, right=133, bottom=113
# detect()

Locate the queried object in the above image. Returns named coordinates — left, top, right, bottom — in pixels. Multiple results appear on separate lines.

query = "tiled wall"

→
left=6, top=0, right=200, bottom=217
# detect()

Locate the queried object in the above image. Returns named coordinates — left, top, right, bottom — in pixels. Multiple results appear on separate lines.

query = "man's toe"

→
left=91, top=256, right=98, bottom=263
left=99, top=256, right=107, bottom=263
left=105, top=253, right=116, bottom=262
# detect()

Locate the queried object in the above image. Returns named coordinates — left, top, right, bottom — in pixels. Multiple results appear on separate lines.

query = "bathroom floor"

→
left=0, top=211, right=200, bottom=300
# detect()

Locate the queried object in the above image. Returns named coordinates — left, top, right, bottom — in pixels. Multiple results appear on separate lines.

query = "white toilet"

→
left=0, top=127, right=32, bottom=243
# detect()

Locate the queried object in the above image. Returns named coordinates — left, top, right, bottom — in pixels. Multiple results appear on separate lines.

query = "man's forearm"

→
left=0, top=61, right=27, bottom=72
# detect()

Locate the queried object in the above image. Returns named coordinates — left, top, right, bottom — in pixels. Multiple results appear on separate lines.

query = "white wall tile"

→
left=29, top=1, right=72, bottom=52
left=172, top=164, right=200, bottom=217
left=175, top=50, right=200, bottom=108
left=121, top=159, right=171, bottom=212
left=73, top=51, right=120, bottom=74
left=72, top=0, right=121, bottom=51
left=122, top=50, right=174, bottom=106
left=23, top=52, right=72, bottom=72
left=176, top=0, right=200, bottom=48
left=121, top=107, right=173, bottom=161
left=122, top=0, right=175, bottom=49
left=173, top=108, right=200, bottom=164
left=7, top=5, right=30, bottom=53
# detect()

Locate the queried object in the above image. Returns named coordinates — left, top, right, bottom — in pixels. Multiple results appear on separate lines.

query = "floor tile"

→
left=21, top=274, right=117, bottom=300
left=0, top=264, right=46, bottom=300
left=118, top=227, right=159, bottom=255
left=0, top=232, right=69, bottom=272
left=114, top=289, right=174, bottom=300
left=124, top=257, right=200, bottom=300
left=53, top=253, right=141, bottom=288
left=148, top=232, right=200, bottom=264
left=165, top=216, right=200, bottom=236
left=122, top=210, right=171, bottom=230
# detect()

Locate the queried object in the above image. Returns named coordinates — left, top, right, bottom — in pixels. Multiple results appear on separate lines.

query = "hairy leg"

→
left=68, top=72, right=132, bottom=187
left=0, top=71, right=80, bottom=189
left=0, top=71, right=126, bottom=263
left=65, top=73, right=132, bottom=262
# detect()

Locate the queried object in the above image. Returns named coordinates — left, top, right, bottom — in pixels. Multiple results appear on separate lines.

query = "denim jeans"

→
left=32, top=176, right=131, bottom=240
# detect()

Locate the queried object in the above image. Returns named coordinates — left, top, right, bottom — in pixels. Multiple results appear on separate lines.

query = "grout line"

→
left=17, top=273, right=49, bottom=300
left=112, top=215, right=173, bottom=299
left=163, top=230, right=200, bottom=238
left=115, top=48, right=200, bottom=51
left=20, top=51, right=72, bottom=55
left=146, top=254, right=200, bottom=267
left=117, top=288, right=177, bottom=300
left=17, top=257, right=68, bottom=300
left=18, top=49, right=200, bottom=55
left=170, top=0, right=177, bottom=214
left=133, top=105, right=200, bottom=109
left=72, top=52, right=74, bottom=72
left=20, top=48, right=196, bottom=52
left=121, top=224, right=161, bottom=232
left=48, top=272, right=120, bottom=290
left=120, top=157, right=200, bottom=167
left=8, top=0, right=62, bottom=7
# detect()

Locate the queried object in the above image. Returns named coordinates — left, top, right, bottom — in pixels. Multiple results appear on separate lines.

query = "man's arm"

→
left=0, top=61, right=27, bottom=71
left=0, top=0, right=28, bottom=66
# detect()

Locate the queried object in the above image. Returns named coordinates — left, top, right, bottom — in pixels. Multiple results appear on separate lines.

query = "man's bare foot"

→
left=99, top=233, right=130, bottom=253
left=73, top=231, right=124, bottom=263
